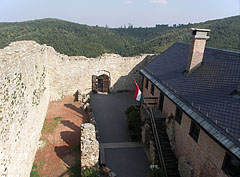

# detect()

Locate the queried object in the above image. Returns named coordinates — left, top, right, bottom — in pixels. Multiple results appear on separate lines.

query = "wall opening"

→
left=98, top=74, right=110, bottom=92
left=92, top=70, right=110, bottom=93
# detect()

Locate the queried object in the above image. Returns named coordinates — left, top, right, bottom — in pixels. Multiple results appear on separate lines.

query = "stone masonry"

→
left=0, top=41, right=50, bottom=177
left=47, top=48, right=155, bottom=101
left=142, top=76, right=228, bottom=177
left=0, top=41, right=154, bottom=177
left=81, top=123, right=99, bottom=168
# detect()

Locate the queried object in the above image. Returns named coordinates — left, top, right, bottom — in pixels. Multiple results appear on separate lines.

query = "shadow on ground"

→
left=64, top=104, right=85, bottom=115
left=55, top=120, right=81, bottom=176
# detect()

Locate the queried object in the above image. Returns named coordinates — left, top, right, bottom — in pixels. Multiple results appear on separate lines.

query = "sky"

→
left=0, top=0, right=239, bottom=27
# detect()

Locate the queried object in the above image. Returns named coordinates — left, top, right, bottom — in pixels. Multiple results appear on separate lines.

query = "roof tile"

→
left=143, top=42, right=240, bottom=148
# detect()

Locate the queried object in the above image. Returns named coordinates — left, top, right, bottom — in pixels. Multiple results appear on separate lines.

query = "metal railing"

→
left=142, top=102, right=168, bottom=177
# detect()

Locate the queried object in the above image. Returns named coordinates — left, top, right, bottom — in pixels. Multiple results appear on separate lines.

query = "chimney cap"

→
left=191, top=28, right=211, bottom=32
left=191, top=28, right=210, bottom=39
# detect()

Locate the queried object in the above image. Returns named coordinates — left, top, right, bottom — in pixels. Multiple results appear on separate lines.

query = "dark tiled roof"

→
left=142, top=42, right=240, bottom=151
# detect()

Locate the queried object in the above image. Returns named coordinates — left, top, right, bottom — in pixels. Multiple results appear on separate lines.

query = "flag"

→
left=134, top=80, right=142, bottom=101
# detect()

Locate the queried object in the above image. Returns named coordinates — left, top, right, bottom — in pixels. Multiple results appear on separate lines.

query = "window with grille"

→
left=151, top=83, right=154, bottom=95
left=175, top=107, right=182, bottom=124
left=189, top=121, right=200, bottom=142
left=145, top=78, right=149, bottom=89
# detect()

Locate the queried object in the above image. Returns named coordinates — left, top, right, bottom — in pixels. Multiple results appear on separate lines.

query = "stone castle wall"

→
left=47, top=47, right=155, bottom=101
left=0, top=41, right=154, bottom=176
left=0, top=41, right=50, bottom=177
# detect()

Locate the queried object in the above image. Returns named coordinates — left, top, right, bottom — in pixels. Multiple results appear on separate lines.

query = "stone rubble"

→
left=149, top=140, right=156, bottom=165
left=0, top=40, right=155, bottom=177
left=81, top=123, right=99, bottom=168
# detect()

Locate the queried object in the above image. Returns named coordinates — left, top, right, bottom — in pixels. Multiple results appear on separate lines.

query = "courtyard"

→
left=31, top=92, right=150, bottom=177
left=91, top=92, right=150, bottom=177
left=32, top=96, right=88, bottom=177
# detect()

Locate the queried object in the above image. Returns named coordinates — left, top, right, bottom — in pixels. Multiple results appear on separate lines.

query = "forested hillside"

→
left=0, top=16, right=239, bottom=57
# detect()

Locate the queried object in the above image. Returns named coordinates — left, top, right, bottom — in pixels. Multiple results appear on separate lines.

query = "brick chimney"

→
left=186, top=28, right=210, bottom=72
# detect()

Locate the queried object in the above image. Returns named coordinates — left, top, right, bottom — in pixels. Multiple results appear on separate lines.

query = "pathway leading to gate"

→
left=91, top=92, right=150, bottom=177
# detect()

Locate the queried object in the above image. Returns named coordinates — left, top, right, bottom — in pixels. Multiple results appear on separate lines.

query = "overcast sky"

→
left=0, top=0, right=239, bottom=27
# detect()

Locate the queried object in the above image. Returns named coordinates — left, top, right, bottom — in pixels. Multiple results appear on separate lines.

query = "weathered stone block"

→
left=81, top=123, right=99, bottom=168
left=178, top=156, right=194, bottom=177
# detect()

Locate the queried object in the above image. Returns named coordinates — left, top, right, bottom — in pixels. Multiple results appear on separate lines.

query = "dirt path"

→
left=32, top=96, right=89, bottom=177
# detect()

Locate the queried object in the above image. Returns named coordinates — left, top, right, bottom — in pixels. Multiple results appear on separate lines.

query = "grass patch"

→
left=32, top=164, right=38, bottom=169
left=81, top=166, right=100, bottom=177
left=68, top=161, right=100, bottom=177
left=54, top=116, right=63, bottom=121
left=38, top=160, right=45, bottom=169
left=42, top=117, right=63, bottom=134
left=30, top=163, right=40, bottom=177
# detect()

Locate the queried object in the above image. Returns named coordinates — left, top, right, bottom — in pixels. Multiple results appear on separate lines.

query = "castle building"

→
left=140, top=28, right=240, bottom=177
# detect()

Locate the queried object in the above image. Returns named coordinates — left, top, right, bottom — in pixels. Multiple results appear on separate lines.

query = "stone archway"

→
left=92, top=70, right=111, bottom=93
left=98, top=74, right=110, bottom=92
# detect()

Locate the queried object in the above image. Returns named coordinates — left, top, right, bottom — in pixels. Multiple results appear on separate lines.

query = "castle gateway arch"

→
left=92, top=70, right=110, bottom=93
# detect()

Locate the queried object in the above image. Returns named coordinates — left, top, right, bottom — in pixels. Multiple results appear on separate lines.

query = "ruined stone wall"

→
left=47, top=48, right=155, bottom=101
left=0, top=41, right=154, bottom=176
left=0, top=41, right=50, bottom=177
left=81, top=123, right=99, bottom=168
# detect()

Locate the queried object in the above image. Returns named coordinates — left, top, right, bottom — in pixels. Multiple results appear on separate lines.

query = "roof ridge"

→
left=176, top=41, right=240, bottom=57
left=140, top=68, right=240, bottom=159
left=206, top=46, right=240, bottom=56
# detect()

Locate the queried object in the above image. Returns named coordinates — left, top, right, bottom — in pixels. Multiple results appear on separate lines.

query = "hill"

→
left=0, top=16, right=239, bottom=57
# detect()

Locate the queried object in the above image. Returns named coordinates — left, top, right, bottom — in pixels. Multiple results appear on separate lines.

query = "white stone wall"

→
left=47, top=48, right=155, bottom=101
left=0, top=41, right=50, bottom=177
left=0, top=41, right=154, bottom=176
left=81, top=123, right=99, bottom=168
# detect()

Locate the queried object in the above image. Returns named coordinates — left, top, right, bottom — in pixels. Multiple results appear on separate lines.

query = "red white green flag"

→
left=134, top=80, right=142, bottom=101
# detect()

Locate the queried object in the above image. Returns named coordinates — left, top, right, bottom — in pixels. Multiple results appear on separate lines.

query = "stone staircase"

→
left=154, top=117, right=180, bottom=177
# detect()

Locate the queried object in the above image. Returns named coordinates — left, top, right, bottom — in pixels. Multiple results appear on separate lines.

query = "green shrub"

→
left=148, top=168, right=165, bottom=177
left=125, top=105, right=136, bottom=115
left=30, top=163, right=40, bottom=177
left=125, top=105, right=141, bottom=128
left=81, top=166, right=100, bottom=177
left=125, top=106, right=142, bottom=132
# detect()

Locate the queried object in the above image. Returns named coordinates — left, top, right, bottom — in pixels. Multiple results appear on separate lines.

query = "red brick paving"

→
left=33, top=96, right=89, bottom=177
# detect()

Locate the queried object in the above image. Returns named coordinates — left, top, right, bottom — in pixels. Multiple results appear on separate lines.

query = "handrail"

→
left=143, top=97, right=158, bottom=109
left=143, top=103, right=168, bottom=177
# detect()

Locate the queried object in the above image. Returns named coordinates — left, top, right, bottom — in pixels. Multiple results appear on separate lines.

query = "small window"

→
left=151, top=83, right=154, bottom=95
left=222, top=153, right=240, bottom=177
left=189, top=121, right=200, bottom=142
left=159, top=92, right=164, bottom=112
left=145, top=78, right=149, bottom=89
left=175, top=107, right=182, bottom=124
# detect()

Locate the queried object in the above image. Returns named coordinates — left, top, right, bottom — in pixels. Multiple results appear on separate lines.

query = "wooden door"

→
left=102, top=75, right=110, bottom=93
